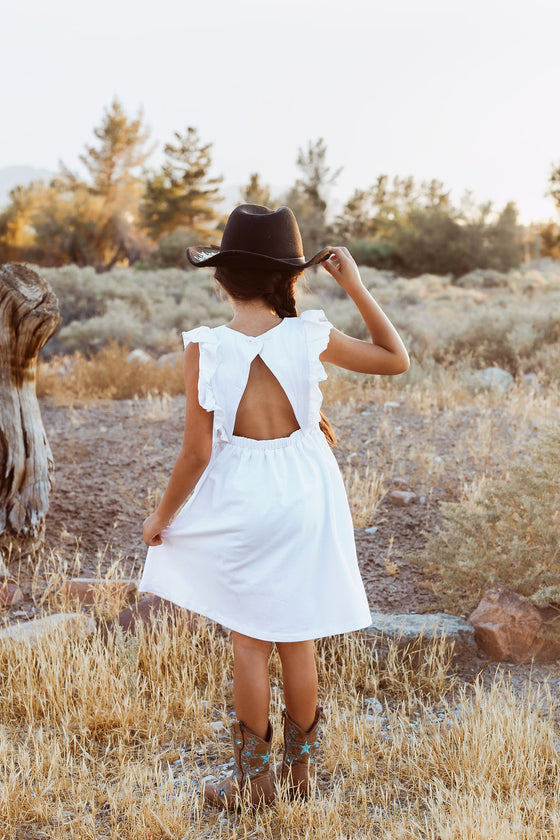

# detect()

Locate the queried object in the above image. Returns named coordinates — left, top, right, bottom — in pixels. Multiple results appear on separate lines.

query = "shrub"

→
left=37, top=342, right=185, bottom=402
left=32, top=262, right=560, bottom=383
left=418, top=427, right=560, bottom=613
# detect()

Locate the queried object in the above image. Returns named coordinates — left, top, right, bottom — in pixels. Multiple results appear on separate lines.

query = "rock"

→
left=468, top=585, right=560, bottom=663
left=364, top=697, right=384, bottom=715
left=0, top=583, right=24, bottom=606
left=388, top=490, right=417, bottom=506
left=365, top=526, right=378, bottom=534
left=101, top=594, right=200, bottom=640
left=59, top=578, right=138, bottom=606
left=127, top=349, right=151, bottom=364
left=0, top=557, right=9, bottom=578
left=362, top=612, right=479, bottom=667
left=522, top=373, right=540, bottom=388
left=455, top=269, right=507, bottom=289
left=157, top=351, right=183, bottom=368
left=0, top=612, right=96, bottom=643
left=384, top=401, right=401, bottom=409
left=470, top=367, right=514, bottom=393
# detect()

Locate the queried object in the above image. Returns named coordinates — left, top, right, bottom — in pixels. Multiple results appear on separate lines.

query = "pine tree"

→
left=141, top=127, right=223, bottom=241
left=240, top=173, right=272, bottom=207
left=487, top=202, right=521, bottom=270
left=548, top=162, right=560, bottom=210
left=38, top=99, right=155, bottom=270
left=289, top=138, right=341, bottom=257
left=80, top=99, right=153, bottom=197
left=333, top=189, right=377, bottom=240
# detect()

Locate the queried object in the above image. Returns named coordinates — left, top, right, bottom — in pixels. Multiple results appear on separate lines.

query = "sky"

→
left=3, top=0, right=560, bottom=224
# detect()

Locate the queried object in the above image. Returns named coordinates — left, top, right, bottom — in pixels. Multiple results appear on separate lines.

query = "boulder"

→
left=0, top=583, right=24, bottom=606
left=388, top=490, right=417, bottom=506
left=362, top=612, right=479, bottom=667
left=468, top=585, right=560, bottom=663
left=59, top=577, right=138, bottom=606
left=127, top=349, right=151, bottom=364
left=470, top=367, right=514, bottom=393
left=157, top=351, right=183, bottom=368
left=0, top=612, right=96, bottom=643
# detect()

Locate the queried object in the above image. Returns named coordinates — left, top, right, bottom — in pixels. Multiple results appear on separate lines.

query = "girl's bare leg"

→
left=275, top=640, right=318, bottom=731
left=232, top=631, right=273, bottom=740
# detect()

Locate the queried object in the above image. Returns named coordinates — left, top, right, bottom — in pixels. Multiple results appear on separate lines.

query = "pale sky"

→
left=3, top=0, right=560, bottom=224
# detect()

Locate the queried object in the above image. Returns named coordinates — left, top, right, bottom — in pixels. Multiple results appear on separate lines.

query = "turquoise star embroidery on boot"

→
left=300, top=741, right=311, bottom=754
left=261, top=751, right=270, bottom=763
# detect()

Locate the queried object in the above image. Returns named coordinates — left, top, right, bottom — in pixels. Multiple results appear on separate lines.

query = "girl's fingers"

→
left=321, top=258, right=339, bottom=277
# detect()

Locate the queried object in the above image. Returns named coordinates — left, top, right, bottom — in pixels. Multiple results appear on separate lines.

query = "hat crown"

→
left=221, top=204, right=304, bottom=261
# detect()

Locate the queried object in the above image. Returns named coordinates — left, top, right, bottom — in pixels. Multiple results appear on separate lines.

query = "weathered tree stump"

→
left=0, top=263, right=61, bottom=559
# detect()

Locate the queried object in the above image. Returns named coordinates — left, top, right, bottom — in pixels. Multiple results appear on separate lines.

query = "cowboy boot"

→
left=280, top=706, right=322, bottom=797
left=204, top=719, right=275, bottom=809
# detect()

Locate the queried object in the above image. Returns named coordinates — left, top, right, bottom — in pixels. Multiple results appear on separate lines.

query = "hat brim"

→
left=186, top=246, right=333, bottom=269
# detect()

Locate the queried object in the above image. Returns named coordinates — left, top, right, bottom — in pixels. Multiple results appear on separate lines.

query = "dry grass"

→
left=343, top=460, right=387, bottom=527
left=420, top=425, right=560, bottom=614
left=19, top=264, right=560, bottom=835
left=1, top=571, right=560, bottom=839
left=36, top=342, right=185, bottom=404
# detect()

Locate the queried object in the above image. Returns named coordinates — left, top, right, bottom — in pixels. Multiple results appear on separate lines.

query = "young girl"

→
left=140, top=204, right=409, bottom=809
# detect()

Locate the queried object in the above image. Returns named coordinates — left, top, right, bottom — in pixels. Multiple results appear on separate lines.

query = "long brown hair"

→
left=215, top=265, right=337, bottom=446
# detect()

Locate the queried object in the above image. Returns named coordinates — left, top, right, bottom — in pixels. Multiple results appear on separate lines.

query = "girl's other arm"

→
left=320, top=246, right=410, bottom=375
left=143, top=343, right=213, bottom=546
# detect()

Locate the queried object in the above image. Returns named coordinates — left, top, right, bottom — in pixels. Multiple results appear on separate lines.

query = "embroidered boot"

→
left=280, top=706, right=322, bottom=797
left=204, top=719, right=275, bottom=809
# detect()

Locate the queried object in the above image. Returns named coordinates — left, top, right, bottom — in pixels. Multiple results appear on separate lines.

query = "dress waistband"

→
left=228, top=425, right=323, bottom=450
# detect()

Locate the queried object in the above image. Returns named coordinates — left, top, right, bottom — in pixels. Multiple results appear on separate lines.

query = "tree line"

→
left=1, top=99, right=558, bottom=275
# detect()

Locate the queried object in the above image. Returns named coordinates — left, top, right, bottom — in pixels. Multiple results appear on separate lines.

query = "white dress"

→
left=138, top=310, right=372, bottom=642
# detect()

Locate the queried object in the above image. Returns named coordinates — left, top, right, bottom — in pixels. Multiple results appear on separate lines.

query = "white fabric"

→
left=139, top=310, right=372, bottom=641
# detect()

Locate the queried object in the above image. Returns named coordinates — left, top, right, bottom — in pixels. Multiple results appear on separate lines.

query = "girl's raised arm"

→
left=320, top=246, right=410, bottom=375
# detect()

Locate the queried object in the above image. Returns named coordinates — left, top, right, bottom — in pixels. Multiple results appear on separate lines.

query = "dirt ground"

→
left=0, top=394, right=449, bottom=619
left=6, top=391, right=560, bottom=693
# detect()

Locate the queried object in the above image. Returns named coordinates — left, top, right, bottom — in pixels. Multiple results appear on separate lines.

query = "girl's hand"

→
left=321, top=247, right=364, bottom=296
left=143, top=512, right=170, bottom=547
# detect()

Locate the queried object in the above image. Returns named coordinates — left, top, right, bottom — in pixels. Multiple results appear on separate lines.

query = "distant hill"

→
left=0, top=165, right=55, bottom=208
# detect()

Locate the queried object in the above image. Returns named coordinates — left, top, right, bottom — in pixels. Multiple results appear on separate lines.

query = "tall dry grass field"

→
left=9, top=261, right=560, bottom=836
left=2, top=589, right=560, bottom=839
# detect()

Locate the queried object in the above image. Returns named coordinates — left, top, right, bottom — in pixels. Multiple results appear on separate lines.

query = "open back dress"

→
left=138, top=310, right=372, bottom=642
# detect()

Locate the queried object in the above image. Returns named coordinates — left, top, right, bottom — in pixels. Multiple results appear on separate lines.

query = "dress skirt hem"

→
left=137, top=583, right=372, bottom=642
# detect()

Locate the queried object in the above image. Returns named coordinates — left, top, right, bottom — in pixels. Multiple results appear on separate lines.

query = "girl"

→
left=140, top=204, right=409, bottom=809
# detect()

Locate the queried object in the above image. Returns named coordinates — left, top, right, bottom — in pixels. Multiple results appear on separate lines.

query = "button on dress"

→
left=138, top=310, right=372, bottom=641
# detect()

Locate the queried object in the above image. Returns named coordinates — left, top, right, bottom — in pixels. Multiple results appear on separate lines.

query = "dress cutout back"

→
left=232, top=354, right=301, bottom=440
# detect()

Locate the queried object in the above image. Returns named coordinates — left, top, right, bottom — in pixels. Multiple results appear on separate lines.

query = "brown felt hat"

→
left=186, top=204, right=333, bottom=269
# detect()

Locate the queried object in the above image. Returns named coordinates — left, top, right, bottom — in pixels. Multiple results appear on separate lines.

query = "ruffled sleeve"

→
left=299, top=310, right=334, bottom=426
left=300, top=310, right=333, bottom=385
left=181, top=326, right=219, bottom=415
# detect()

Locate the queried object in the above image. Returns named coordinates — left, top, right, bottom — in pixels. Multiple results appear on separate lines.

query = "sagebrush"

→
left=35, top=262, right=560, bottom=385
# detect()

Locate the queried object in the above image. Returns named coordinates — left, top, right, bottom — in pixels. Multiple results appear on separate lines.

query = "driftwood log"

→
left=0, top=263, right=61, bottom=558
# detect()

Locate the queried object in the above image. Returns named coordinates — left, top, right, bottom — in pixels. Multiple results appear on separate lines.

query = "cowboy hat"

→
left=186, top=204, right=332, bottom=269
